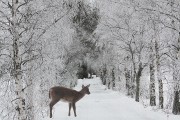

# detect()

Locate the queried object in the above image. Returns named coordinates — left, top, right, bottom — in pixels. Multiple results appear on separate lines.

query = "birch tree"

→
left=96, top=0, right=180, bottom=113
left=0, top=0, right=75, bottom=119
left=149, top=40, right=156, bottom=106
left=154, top=29, right=164, bottom=109
left=11, top=0, right=26, bottom=119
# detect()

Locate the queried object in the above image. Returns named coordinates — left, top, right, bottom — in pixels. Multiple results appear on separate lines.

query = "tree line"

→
left=95, top=0, right=180, bottom=115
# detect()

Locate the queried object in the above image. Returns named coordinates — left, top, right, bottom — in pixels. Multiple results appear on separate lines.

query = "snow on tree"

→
left=1, top=0, right=180, bottom=119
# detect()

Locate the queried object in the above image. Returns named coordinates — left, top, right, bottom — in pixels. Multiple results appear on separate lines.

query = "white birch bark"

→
left=12, top=0, right=26, bottom=119
left=26, top=50, right=34, bottom=119
left=169, top=1, right=180, bottom=114
left=155, top=39, right=164, bottom=109
left=153, top=19, right=164, bottom=108
left=149, top=41, right=156, bottom=106
left=172, top=33, right=180, bottom=114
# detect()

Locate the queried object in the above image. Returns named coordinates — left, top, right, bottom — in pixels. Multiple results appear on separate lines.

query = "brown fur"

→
left=49, top=84, right=90, bottom=118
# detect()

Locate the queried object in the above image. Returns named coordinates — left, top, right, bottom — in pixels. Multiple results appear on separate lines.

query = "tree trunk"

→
left=131, top=66, right=135, bottom=98
left=100, top=69, right=103, bottom=81
left=26, top=75, right=34, bottom=120
left=26, top=46, right=34, bottom=119
left=125, top=68, right=131, bottom=95
left=170, top=2, right=180, bottom=115
left=155, top=40, right=164, bottom=109
left=112, top=68, right=115, bottom=88
left=172, top=91, right=180, bottom=115
left=149, top=43, right=156, bottom=106
left=102, top=64, right=107, bottom=85
left=135, top=62, right=143, bottom=102
left=12, top=0, right=26, bottom=119
left=171, top=63, right=180, bottom=114
left=135, top=76, right=140, bottom=102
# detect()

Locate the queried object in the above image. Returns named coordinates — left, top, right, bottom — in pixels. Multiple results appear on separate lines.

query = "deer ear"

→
left=82, top=85, right=85, bottom=88
left=87, top=84, right=90, bottom=87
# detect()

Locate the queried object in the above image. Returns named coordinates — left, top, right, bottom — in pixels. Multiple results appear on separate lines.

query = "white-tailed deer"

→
left=49, top=84, right=90, bottom=118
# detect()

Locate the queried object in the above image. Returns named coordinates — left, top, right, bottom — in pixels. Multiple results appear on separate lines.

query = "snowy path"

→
left=45, top=77, right=180, bottom=120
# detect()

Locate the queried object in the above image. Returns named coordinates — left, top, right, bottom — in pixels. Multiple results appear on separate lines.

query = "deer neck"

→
left=79, top=90, right=86, bottom=98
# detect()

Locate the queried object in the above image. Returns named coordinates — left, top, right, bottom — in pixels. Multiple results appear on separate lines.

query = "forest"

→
left=0, top=0, right=180, bottom=120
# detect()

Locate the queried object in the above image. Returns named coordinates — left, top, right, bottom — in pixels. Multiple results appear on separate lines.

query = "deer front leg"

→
left=49, top=102, right=53, bottom=118
left=72, top=103, right=77, bottom=117
left=68, top=103, right=72, bottom=116
left=49, top=99, right=59, bottom=118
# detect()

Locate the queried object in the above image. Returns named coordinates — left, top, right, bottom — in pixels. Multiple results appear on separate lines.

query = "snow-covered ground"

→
left=45, top=77, right=180, bottom=120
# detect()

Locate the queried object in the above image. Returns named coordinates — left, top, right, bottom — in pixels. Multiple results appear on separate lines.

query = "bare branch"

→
left=36, top=8, right=71, bottom=40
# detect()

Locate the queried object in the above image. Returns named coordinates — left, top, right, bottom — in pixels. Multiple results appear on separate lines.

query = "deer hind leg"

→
left=49, top=99, right=59, bottom=118
left=68, top=103, right=72, bottom=116
left=72, top=103, right=77, bottom=117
